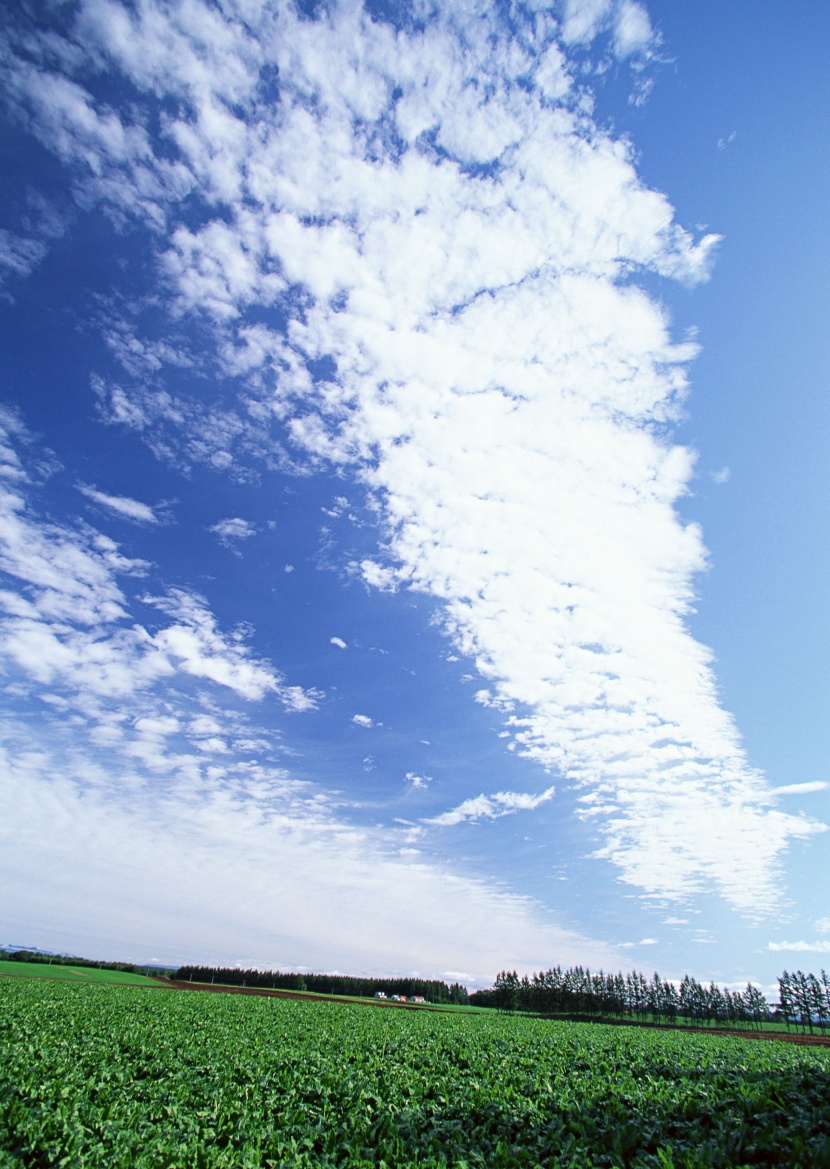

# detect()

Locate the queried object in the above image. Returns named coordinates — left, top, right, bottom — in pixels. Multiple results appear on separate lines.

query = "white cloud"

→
left=613, top=1, right=653, bottom=58
left=0, top=229, right=49, bottom=284
left=144, top=589, right=316, bottom=708
left=5, top=423, right=612, bottom=978
left=560, top=0, right=653, bottom=59
left=2, top=0, right=818, bottom=917
left=209, top=516, right=257, bottom=545
left=815, top=918, right=830, bottom=934
left=78, top=483, right=158, bottom=524
left=768, top=781, right=828, bottom=796
left=359, top=560, right=399, bottom=592
left=0, top=195, right=67, bottom=288
left=561, top=0, right=615, bottom=46
left=405, top=772, right=431, bottom=790
left=768, top=940, right=830, bottom=954
left=0, top=421, right=317, bottom=715
left=351, top=714, right=374, bottom=729
left=430, top=786, right=555, bottom=827
left=330, top=636, right=347, bottom=649
left=0, top=477, right=144, bottom=631
left=0, top=741, right=617, bottom=979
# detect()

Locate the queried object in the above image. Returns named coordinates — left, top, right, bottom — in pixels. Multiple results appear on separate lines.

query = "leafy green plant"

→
left=2, top=979, right=829, bottom=1167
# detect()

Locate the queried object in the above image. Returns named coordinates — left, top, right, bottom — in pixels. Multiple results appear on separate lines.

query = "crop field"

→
left=0, top=960, right=166, bottom=987
left=2, top=979, right=830, bottom=1168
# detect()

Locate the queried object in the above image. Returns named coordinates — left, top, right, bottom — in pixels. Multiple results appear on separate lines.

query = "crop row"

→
left=2, top=979, right=830, bottom=1167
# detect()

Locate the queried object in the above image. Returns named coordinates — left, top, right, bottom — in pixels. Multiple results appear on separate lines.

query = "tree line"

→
left=175, top=966, right=470, bottom=1004
left=469, top=965, right=829, bottom=1033
left=0, top=949, right=149, bottom=975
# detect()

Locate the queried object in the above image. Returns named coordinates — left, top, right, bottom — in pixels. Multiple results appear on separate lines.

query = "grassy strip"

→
left=0, top=960, right=168, bottom=987
left=171, top=978, right=490, bottom=1010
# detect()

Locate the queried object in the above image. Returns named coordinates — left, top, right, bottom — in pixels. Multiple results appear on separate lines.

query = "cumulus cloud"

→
left=613, top=1, right=654, bottom=58
left=0, top=0, right=818, bottom=917
left=330, top=636, right=347, bottom=649
left=430, top=786, right=555, bottom=827
left=78, top=483, right=159, bottom=524
left=561, top=0, right=654, bottom=58
left=351, top=714, right=374, bottom=729
left=209, top=516, right=257, bottom=546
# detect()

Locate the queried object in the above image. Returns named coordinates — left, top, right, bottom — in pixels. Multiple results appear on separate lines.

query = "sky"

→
left=0, top=0, right=827, bottom=991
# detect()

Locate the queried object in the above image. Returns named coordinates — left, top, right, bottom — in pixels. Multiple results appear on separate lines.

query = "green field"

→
left=0, top=959, right=167, bottom=987
left=178, top=980, right=487, bottom=1013
left=2, top=979, right=830, bottom=1168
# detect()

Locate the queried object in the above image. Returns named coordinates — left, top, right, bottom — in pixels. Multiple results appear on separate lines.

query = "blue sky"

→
left=0, top=0, right=827, bottom=991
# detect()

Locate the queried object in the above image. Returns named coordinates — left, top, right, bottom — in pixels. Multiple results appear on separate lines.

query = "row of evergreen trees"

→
left=470, top=966, right=773, bottom=1030
left=175, top=965, right=469, bottom=1004
left=778, top=969, right=830, bottom=1034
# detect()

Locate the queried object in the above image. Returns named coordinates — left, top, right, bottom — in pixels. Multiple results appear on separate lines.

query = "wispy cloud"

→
left=0, top=420, right=316, bottom=715
left=768, top=940, right=830, bottom=954
left=0, top=193, right=66, bottom=288
left=330, top=636, right=347, bottom=649
left=0, top=415, right=622, bottom=977
left=430, top=786, right=555, bottom=827
left=768, top=781, right=828, bottom=796
left=0, top=734, right=616, bottom=977
left=79, top=484, right=159, bottom=524
left=405, top=772, right=431, bottom=790
left=0, top=0, right=819, bottom=919
left=0, top=229, right=49, bottom=284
